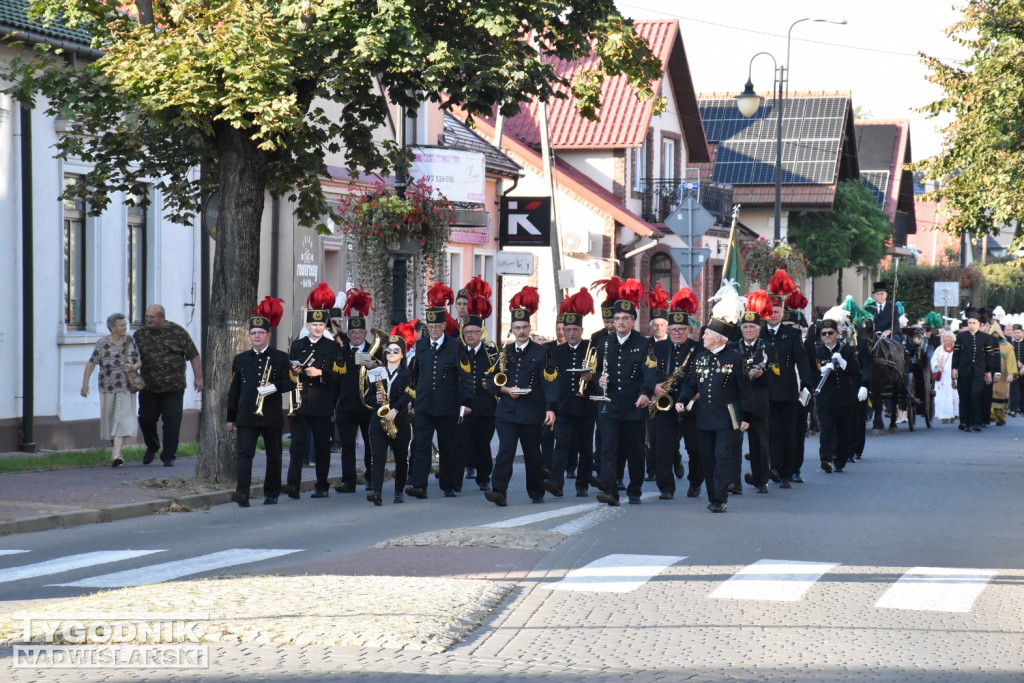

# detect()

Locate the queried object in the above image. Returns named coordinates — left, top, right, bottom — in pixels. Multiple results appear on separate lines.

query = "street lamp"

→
left=735, top=16, right=847, bottom=242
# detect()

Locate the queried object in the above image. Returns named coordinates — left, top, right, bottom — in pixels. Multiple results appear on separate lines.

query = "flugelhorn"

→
left=575, top=344, right=598, bottom=397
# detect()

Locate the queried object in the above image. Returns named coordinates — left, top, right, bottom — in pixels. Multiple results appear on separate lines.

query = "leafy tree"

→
left=788, top=179, right=893, bottom=303
left=916, top=1, right=1024, bottom=251
left=4, top=0, right=663, bottom=483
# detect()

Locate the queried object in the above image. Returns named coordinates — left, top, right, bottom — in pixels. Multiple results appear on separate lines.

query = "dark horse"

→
left=869, top=336, right=908, bottom=434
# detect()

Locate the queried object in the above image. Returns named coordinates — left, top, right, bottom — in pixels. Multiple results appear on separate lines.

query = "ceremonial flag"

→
left=722, top=223, right=745, bottom=291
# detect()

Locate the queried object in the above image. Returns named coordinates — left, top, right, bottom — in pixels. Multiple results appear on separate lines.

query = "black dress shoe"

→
left=686, top=486, right=701, bottom=498
left=162, top=459, right=174, bottom=467
left=542, top=480, right=563, bottom=497
left=478, top=483, right=491, bottom=492
left=834, top=467, right=844, bottom=473
left=972, top=425, right=982, bottom=432
left=791, top=473, right=804, bottom=483
left=644, top=474, right=656, bottom=482
left=616, top=479, right=626, bottom=491
left=673, top=463, right=685, bottom=479
left=394, top=493, right=404, bottom=504
left=540, top=467, right=551, bottom=479
left=405, top=486, right=428, bottom=499
left=727, top=483, right=743, bottom=495
left=768, top=468, right=782, bottom=483
left=958, top=423, right=967, bottom=430
left=590, top=474, right=605, bottom=491
left=263, top=496, right=278, bottom=505
left=820, top=460, right=834, bottom=474
left=334, top=483, right=356, bottom=493
left=142, top=449, right=157, bottom=465
left=230, top=491, right=250, bottom=507
left=281, top=484, right=300, bottom=500
left=372, top=492, right=383, bottom=506
left=708, top=501, right=727, bottom=513
left=596, top=493, right=620, bottom=507
left=755, top=484, right=769, bottom=494
left=744, top=473, right=755, bottom=486
left=628, top=496, right=641, bottom=505
left=779, top=479, right=791, bottom=489
left=576, top=489, right=589, bottom=497
left=531, top=496, right=544, bottom=504
left=443, top=489, right=457, bottom=498
left=484, top=490, right=507, bottom=507
left=310, top=490, right=329, bottom=499
left=658, top=492, right=673, bottom=500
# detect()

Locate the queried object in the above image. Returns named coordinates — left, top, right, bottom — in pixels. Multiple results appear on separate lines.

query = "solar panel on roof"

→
left=699, top=96, right=848, bottom=186
left=860, top=171, right=890, bottom=208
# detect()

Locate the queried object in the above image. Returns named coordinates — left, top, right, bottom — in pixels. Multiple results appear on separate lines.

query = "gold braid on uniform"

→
left=543, top=348, right=558, bottom=382
left=459, top=344, right=471, bottom=373
left=645, top=338, right=658, bottom=369
left=332, top=358, right=347, bottom=375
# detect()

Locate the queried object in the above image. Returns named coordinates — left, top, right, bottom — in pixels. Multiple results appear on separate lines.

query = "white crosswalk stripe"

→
left=0, top=550, right=30, bottom=557
left=875, top=567, right=997, bottom=612
left=0, top=550, right=164, bottom=584
left=709, top=559, right=839, bottom=602
left=478, top=503, right=601, bottom=529
left=50, top=548, right=302, bottom=588
left=541, top=554, right=685, bottom=593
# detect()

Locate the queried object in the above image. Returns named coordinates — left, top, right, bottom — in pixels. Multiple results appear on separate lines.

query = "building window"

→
left=662, top=139, right=676, bottom=181
left=650, top=252, right=673, bottom=293
left=63, top=175, right=87, bottom=330
left=631, top=141, right=648, bottom=192
left=127, top=190, right=148, bottom=326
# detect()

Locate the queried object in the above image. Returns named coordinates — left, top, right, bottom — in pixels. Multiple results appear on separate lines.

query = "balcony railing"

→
left=638, top=179, right=733, bottom=224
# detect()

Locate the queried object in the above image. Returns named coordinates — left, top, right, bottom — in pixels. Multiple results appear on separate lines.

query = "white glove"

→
left=257, top=384, right=277, bottom=397
left=857, top=386, right=868, bottom=402
left=832, top=352, right=847, bottom=370
left=821, top=362, right=834, bottom=373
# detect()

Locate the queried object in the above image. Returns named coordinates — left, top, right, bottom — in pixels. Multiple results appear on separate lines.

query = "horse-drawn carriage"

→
left=868, top=326, right=935, bottom=434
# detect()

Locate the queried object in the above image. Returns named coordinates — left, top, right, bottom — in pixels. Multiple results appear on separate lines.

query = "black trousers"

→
left=745, top=415, right=770, bottom=486
left=409, top=412, right=458, bottom=491
left=698, top=427, right=742, bottom=505
left=849, top=400, right=867, bottom=457
left=1010, top=377, right=1022, bottom=413
left=138, top=389, right=185, bottom=462
left=540, top=424, right=556, bottom=473
left=768, top=400, right=800, bottom=478
left=236, top=426, right=282, bottom=498
left=957, top=371, right=986, bottom=428
left=368, top=412, right=410, bottom=496
left=648, top=412, right=680, bottom=494
left=493, top=420, right=545, bottom=500
left=287, top=414, right=332, bottom=491
left=679, top=415, right=703, bottom=489
left=551, top=414, right=595, bottom=492
left=456, top=415, right=495, bottom=485
left=818, top=403, right=852, bottom=468
left=598, top=417, right=646, bottom=498
left=337, top=410, right=371, bottom=486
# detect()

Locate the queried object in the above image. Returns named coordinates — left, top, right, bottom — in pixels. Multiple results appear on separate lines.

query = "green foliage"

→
left=915, top=0, right=1024, bottom=251
left=878, top=263, right=985, bottom=321
left=788, top=179, right=893, bottom=278
left=979, top=258, right=1024, bottom=313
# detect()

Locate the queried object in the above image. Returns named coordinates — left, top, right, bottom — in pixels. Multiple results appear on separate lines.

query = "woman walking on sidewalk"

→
left=81, top=313, right=142, bottom=466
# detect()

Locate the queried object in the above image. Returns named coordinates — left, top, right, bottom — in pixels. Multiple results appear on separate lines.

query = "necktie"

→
left=432, top=342, right=439, bottom=352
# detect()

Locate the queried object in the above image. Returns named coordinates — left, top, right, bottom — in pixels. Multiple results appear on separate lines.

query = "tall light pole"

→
left=735, top=16, right=847, bottom=242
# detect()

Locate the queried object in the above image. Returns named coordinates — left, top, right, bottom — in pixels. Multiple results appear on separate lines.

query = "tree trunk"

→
left=836, top=268, right=843, bottom=305
left=195, top=125, right=269, bottom=484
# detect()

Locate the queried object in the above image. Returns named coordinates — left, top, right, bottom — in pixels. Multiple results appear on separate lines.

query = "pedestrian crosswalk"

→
left=874, top=566, right=998, bottom=612
left=709, top=559, right=839, bottom=602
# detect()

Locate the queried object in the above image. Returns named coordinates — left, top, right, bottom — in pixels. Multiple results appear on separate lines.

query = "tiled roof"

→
left=0, top=0, right=91, bottom=47
left=466, top=116, right=655, bottom=237
left=854, top=119, right=915, bottom=230
left=495, top=20, right=709, bottom=161
left=441, top=113, right=522, bottom=178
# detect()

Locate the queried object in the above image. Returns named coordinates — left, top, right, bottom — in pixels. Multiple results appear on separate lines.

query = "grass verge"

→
left=0, top=443, right=199, bottom=474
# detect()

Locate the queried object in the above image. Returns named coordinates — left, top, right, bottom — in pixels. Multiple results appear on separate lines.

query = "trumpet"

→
left=575, top=344, right=598, bottom=397
left=253, top=359, right=274, bottom=417
left=374, top=377, right=398, bottom=439
left=288, top=351, right=316, bottom=416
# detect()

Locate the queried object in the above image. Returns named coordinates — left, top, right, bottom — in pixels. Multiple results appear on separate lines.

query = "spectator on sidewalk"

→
left=80, top=313, right=141, bottom=467
left=931, top=331, right=959, bottom=424
left=134, top=304, right=203, bottom=466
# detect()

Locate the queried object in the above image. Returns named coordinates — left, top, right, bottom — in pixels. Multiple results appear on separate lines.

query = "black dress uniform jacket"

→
left=462, top=342, right=498, bottom=417
left=952, top=330, right=999, bottom=375
left=335, top=338, right=371, bottom=414
left=812, top=341, right=860, bottom=407
left=227, top=348, right=296, bottom=427
left=486, top=340, right=558, bottom=424
left=410, top=335, right=472, bottom=415
left=550, top=341, right=599, bottom=417
left=760, top=324, right=812, bottom=401
left=729, top=338, right=774, bottom=418
left=677, top=347, right=752, bottom=429
left=593, top=331, right=657, bottom=421
left=288, top=336, right=339, bottom=416
left=653, top=338, right=700, bottom=400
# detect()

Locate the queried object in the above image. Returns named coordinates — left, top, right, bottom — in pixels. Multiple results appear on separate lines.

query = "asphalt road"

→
left=2, top=416, right=1022, bottom=681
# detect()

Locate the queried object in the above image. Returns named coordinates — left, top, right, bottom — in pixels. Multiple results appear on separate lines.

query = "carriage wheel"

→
left=920, top=356, right=934, bottom=429
left=906, top=369, right=918, bottom=432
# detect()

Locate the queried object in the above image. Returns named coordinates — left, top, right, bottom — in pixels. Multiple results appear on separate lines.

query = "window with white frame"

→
left=632, top=141, right=648, bottom=192
left=662, top=138, right=677, bottom=181
left=126, top=189, right=148, bottom=326
left=63, top=175, right=87, bottom=329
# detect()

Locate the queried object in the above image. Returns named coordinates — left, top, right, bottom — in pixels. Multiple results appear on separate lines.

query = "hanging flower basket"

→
left=742, top=237, right=809, bottom=288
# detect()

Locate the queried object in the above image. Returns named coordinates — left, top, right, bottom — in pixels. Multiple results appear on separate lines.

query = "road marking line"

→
left=550, top=506, right=617, bottom=536
left=478, top=503, right=601, bottom=528
left=0, top=550, right=30, bottom=557
left=541, top=554, right=685, bottom=593
left=875, top=567, right=997, bottom=612
left=0, top=550, right=164, bottom=584
left=709, top=559, right=839, bottom=601
left=51, top=548, right=303, bottom=588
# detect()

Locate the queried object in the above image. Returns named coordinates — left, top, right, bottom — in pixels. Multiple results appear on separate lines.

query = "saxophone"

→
left=650, top=348, right=692, bottom=416
left=374, top=377, right=398, bottom=439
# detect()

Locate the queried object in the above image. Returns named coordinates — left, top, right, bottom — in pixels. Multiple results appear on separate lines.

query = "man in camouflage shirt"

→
left=134, top=304, right=204, bottom=466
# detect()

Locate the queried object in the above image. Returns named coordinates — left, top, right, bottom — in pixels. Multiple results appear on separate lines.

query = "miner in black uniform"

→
left=405, top=303, right=472, bottom=498
left=364, top=331, right=413, bottom=505
left=227, top=311, right=296, bottom=506
left=1010, top=324, right=1024, bottom=416
left=457, top=296, right=498, bottom=492
left=812, top=317, right=860, bottom=472
left=332, top=287, right=376, bottom=493
left=760, top=289, right=812, bottom=488
left=593, top=297, right=656, bottom=506
left=484, top=287, right=558, bottom=506
left=283, top=286, right=342, bottom=499
left=644, top=285, right=670, bottom=482
left=952, top=308, right=999, bottom=431
left=540, top=313, right=564, bottom=478
left=543, top=290, right=598, bottom=498
left=731, top=305, right=773, bottom=493
left=676, top=292, right=750, bottom=513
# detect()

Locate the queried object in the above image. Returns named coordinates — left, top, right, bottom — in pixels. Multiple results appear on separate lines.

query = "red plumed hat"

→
left=444, top=311, right=460, bottom=337
left=342, top=286, right=375, bottom=317
left=427, top=281, right=455, bottom=308
left=646, top=283, right=669, bottom=310
left=768, top=269, right=796, bottom=299
left=618, top=278, right=646, bottom=307
left=390, top=319, right=419, bottom=351
left=592, top=276, right=622, bottom=303
left=784, top=290, right=808, bottom=311
left=510, top=286, right=540, bottom=315
left=464, top=274, right=492, bottom=301
left=670, top=287, right=699, bottom=315
left=572, top=287, right=595, bottom=315
left=252, top=296, right=284, bottom=328
left=306, top=282, right=336, bottom=310
left=745, top=289, right=775, bottom=321
left=468, top=294, right=492, bottom=320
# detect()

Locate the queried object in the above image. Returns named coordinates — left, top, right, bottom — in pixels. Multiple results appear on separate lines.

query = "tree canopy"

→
left=916, top=0, right=1024, bottom=250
